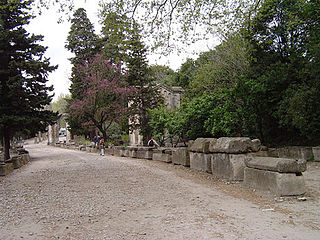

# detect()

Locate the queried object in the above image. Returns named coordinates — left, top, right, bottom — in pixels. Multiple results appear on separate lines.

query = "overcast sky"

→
left=26, top=0, right=217, bottom=101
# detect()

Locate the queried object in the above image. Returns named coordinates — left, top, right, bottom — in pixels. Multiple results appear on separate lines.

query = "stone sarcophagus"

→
left=244, top=157, right=306, bottom=196
left=189, top=137, right=261, bottom=180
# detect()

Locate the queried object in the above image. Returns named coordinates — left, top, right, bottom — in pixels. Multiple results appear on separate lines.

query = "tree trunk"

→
left=3, top=129, right=11, bottom=160
left=102, top=131, right=107, bottom=145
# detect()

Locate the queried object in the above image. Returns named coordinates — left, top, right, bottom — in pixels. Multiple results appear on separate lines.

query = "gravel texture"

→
left=0, top=141, right=319, bottom=239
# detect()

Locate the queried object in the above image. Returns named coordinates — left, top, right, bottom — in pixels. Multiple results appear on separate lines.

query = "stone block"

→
left=312, top=147, right=320, bottom=162
left=251, top=150, right=268, bottom=157
left=190, top=138, right=214, bottom=153
left=136, top=147, right=153, bottom=160
left=267, top=148, right=279, bottom=158
left=244, top=167, right=306, bottom=196
left=190, top=152, right=211, bottom=173
left=188, top=140, right=194, bottom=149
left=128, top=147, right=137, bottom=158
left=172, top=148, right=190, bottom=166
left=85, top=146, right=92, bottom=153
left=123, top=148, right=130, bottom=157
left=79, top=145, right=86, bottom=151
left=300, top=147, right=313, bottom=161
left=21, top=154, right=30, bottom=164
left=268, top=147, right=313, bottom=161
left=0, top=163, right=14, bottom=176
left=11, top=156, right=24, bottom=169
left=17, top=148, right=28, bottom=154
left=211, top=153, right=249, bottom=180
left=104, top=147, right=114, bottom=155
left=152, top=148, right=172, bottom=163
left=250, top=139, right=261, bottom=152
left=114, top=146, right=125, bottom=157
left=209, top=137, right=253, bottom=154
left=245, top=157, right=306, bottom=173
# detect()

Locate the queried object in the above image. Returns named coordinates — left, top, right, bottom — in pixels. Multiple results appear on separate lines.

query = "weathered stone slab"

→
left=211, top=153, right=249, bottom=180
left=11, top=156, right=24, bottom=169
left=209, top=137, right=254, bottom=153
left=85, top=146, right=92, bottom=153
left=251, top=139, right=261, bottom=152
left=172, top=148, right=190, bottom=166
left=78, top=145, right=86, bottom=151
left=244, top=167, right=306, bottom=196
left=136, top=147, right=153, bottom=160
left=104, top=147, right=114, bottom=155
left=123, top=148, right=130, bottom=157
left=312, top=147, right=320, bottom=162
left=0, top=163, right=14, bottom=176
left=245, top=157, right=306, bottom=173
left=279, top=147, right=313, bottom=161
left=114, top=146, right=125, bottom=157
left=267, top=147, right=313, bottom=161
left=190, top=152, right=211, bottom=173
left=152, top=148, right=172, bottom=163
left=21, top=153, right=30, bottom=164
left=267, top=148, right=279, bottom=158
left=229, top=154, right=248, bottom=180
left=127, top=147, right=137, bottom=158
left=189, top=138, right=215, bottom=153
left=251, top=150, right=268, bottom=157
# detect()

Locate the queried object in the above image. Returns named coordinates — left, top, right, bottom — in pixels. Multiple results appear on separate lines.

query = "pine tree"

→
left=0, top=0, right=58, bottom=160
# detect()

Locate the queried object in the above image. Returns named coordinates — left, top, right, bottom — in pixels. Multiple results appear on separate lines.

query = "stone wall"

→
left=0, top=152, right=31, bottom=176
left=52, top=137, right=309, bottom=196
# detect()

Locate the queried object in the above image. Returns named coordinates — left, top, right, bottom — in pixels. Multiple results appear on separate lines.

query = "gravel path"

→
left=0, top=142, right=319, bottom=240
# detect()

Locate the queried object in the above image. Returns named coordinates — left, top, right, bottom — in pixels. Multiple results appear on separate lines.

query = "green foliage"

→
left=174, top=58, right=197, bottom=90
left=240, top=0, right=320, bottom=145
left=149, top=65, right=176, bottom=87
left=65, top=8, right=100, bottom=100
left=0, top=0, right=58, bottom=159
left=188, top=33, right=250, bottom=97
left=65, top=8, right=99, bottom=64
left=51, top=94, right=70, bottom=113
left=148, top=105, right=172, bottom=146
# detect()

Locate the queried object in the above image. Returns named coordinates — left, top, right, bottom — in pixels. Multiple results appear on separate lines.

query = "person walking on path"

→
left=99, top=137, right=105, bottom=156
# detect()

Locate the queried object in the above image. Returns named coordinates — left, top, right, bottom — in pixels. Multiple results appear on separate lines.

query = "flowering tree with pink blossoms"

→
left=69, top=54, right=135, bottom=141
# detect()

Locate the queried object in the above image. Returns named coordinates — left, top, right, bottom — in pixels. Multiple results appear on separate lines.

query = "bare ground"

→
left=0, top=141, right=319, bottom=240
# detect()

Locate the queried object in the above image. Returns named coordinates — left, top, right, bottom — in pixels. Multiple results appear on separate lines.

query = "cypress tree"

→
left=65, top=8, right=100, bottom=136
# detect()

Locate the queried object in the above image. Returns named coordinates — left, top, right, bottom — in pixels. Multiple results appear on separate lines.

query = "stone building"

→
left=129, top=84, right=184, bottom=146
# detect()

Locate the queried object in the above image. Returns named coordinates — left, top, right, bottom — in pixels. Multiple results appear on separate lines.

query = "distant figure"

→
left=100, top=137, right=105, bottom=156
left=93, top=136, right=97, bottom=148
left=148, top=136, right=160, bottom=147
left=97, top=135, right=101, bottom=148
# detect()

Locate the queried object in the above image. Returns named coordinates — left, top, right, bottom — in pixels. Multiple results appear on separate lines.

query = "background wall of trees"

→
left=53, top=0, right=319, bottom=147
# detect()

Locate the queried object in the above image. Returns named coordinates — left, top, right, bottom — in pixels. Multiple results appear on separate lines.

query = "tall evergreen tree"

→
left=0, top=0, right=58, bottom=160
left=101, top=13, right=161, bottom=144
left=65, top=8, right=100, bottom=136
left=125, top=22, right=161, bottom=144
left=65, top=7, right=100, bottom=99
